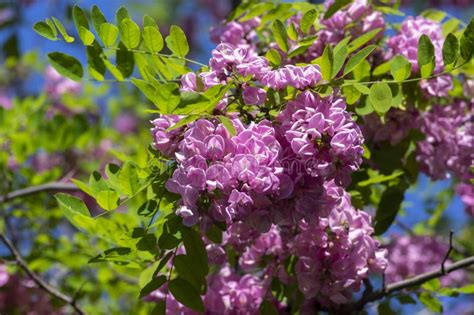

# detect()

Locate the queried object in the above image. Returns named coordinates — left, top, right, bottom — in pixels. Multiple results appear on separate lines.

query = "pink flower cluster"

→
left=386, top=16, right=453, bottom=97
left=416, top=100, right=474, bottom=181
left=278, top=91, right=364, bottom=186
left=385, top=235, right=466, bottom=286
left=165, top=118, right=285, bottom=227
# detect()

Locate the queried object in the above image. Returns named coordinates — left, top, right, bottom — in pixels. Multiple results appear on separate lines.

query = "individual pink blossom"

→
left=242, top=85, right=266, bottom=105
left=0, top=92, right=12, bottom=110
left=151, top=115, right=183, bottom=157
left=293, top=185, right=387, bottom=306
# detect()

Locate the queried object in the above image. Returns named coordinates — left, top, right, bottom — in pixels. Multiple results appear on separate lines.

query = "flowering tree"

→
left=1, top=0, right=474, bottom=314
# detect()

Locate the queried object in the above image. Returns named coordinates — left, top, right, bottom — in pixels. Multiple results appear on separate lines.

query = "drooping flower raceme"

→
left=293, top=186, right=387, bottom=306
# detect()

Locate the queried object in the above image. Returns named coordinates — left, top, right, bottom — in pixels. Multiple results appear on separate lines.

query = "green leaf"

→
left=55, top=193, right=90, bottom=217
left=96, top=190, right=120, bottom=211
left=119, top=162, right=140, bottom=196
left=353, top=60, right=371, bottom=81
left=143, top=15, right=156, bottom=27
left=168, top=278, right=204, bottom=312
left=52, top=17, right=74, bottom=43
left=418, top=34, right=435, bottom=77
left=172, top=92, right=211, bottom=115
left=390, top=55, right=412, bottom=81
left=300, top=9, right=317, bottom=34
left=344, top=45, right=376, bottom=76
left=332, top=38, right=350, bottom=78
left=419, top=292, right=443, bottom=313
left=91, top=5, right=107, bottom=33
left=320, top=45, right=333, bottom=81
left=348, top=28, right=382, bottom=54
left=421, top=9, right=446, bottom=22
left=422, top=279, right=441, bottom=292
left=45, top=18, right=58, bottom=37
left=78, top=26, right=95, bottom=46
left=131, top=78, right=157, bottom=103
left=374, top=184, right=406, bottom=235
left=70, top=178, right=93, bottom=197
left=103, top=58, right=125, bottom=81
left=461, top=18, right=474, bottom=61
left=116, top=42, right=135, bottom=77
left=182, top=228, right=209, bottom=277
left=155, top=83, right=181, bottom=113
left=373, top=60, right=391, bottom=76
left=33, top=21, right=57, bottom=41
left=73, top=5, right=89, bottom=31
left=47, top=52, right=83, bottom=81
left=369, top=83, right=392, bottom=114
left=342, top=85, right=361, bottom=105
left=121, top=18, right=141, bottom=49
left=55, top=193, right=94, bottom=230
left=324, top=0, right=352, bottom=19
left=166, top=25, right=189, bottom=57
left=353, top=83, right=370, bottom=94
left=272, top=20, right=289, bottom=52
left=143, top=26, right=164, bottom=53
left=139, top=276, right=166, bottom=299
left=287, top=23, right=298, bottom=42
left=218, top=115, right=236, bottom=136
left=442, top=33, right=459, bottom=67
left=89, top=171, right=109, bottom=196
left=357, top=170, right=404, bottom=187
left=442, top=18, right=460, bottom=37
left=266, top=49, right=281, bottom=66
left=116, top=6, right=130, bottom=25
left=167, top=115, right=200, bottom=131
left=173, top=255, right=206, bottom=293
left=99, top=23, right=119, bottom=47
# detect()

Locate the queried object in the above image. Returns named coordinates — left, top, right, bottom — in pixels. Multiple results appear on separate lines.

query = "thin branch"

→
left=342, top=255, right=474, bottom=312
left=0, top=233, right=86, bottom=314
left=0, top=182, right=79, bottom=203
left=441, top=230, right=454, bottom=274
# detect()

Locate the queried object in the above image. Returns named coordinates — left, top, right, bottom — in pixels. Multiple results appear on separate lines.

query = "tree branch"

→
left=0, top=182, right=79, bottom=203
left=0, top=233, right=86, bottom=314
left=342, top=256, right=474, bottom=312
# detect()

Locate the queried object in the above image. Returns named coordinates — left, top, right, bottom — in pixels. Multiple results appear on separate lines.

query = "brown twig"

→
left=0, top=182, right=79, bottom=203
left=0, top=233, right=86, bottom=314
left=441, top=230, right=454, bottom=274
left=340, top=255, right=474, bottom=312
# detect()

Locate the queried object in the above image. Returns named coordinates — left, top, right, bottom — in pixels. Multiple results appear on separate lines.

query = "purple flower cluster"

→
left=456, top=183, right=474, bottom=216
left=416, top=100, right=474, bottom=181
left=385, top=235, right=466, bottom=286
left=278, top=91, right=364, bottom=186
left=386, top=16, right=453, bottom=97
left=293, top=184, right=387, bottom=305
